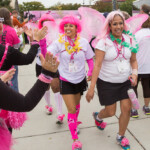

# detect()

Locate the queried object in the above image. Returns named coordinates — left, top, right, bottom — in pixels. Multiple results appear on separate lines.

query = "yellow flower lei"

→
left=58, top=34, right=82, bottom=55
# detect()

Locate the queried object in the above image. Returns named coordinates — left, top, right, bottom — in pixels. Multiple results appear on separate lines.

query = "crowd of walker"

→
left=0, top=3, right=150, bottom=150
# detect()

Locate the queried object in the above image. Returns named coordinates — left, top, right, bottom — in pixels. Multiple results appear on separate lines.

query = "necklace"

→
left=59, top=34, right=82, bottom=55
left=110, top=31, right=139, bottom=53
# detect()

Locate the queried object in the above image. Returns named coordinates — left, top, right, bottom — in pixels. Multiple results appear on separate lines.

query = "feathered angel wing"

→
left=78, top=7, right=105, bottom=42
left=43, top=19, right=61, bottom=46
left=126, top=14, right=149, bottom=34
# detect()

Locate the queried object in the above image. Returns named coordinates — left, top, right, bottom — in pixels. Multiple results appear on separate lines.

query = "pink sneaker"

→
left=72, top=141, right=82, bottom=150
left=56, top=114, right=65, bottom=124
left=45, top=105, right=53, bottom=115
left=93, top=112, right=107, bottom=130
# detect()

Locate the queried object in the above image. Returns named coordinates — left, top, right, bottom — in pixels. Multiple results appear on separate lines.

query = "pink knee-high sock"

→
left=76, top=104, right=80, bottom=120
left=68, top=113, right=78, bottom=140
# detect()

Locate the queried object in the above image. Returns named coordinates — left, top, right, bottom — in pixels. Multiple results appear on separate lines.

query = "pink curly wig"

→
left=59, top=15, right=82, bottom=33
left=99, top=10, right=129, bottom=39
left=38, top=12, right=54, bottom=29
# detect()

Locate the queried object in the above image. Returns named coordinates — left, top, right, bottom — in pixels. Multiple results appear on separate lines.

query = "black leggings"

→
left=134, top=75, right=150, bottom=98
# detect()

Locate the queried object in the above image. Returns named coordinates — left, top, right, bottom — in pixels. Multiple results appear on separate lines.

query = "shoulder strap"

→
left=0, top=43, right=9, bottom=69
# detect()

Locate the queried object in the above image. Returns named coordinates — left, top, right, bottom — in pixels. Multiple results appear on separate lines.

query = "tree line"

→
left=0, top=0, right=139, bottom=18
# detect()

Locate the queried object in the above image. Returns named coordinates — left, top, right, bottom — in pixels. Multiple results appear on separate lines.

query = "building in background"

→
left=133, top=0, right=150, bottom=9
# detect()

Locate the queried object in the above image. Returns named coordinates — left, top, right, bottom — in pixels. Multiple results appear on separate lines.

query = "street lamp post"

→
left=15, top=0, right=19, bottom=12
left=112, top=0, right=117, bottom=10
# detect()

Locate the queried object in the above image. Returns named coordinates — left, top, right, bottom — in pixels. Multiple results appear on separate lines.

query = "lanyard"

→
left=65, top=36, right=78, bottom=62
left=113, top=36, right=127, bottom=60
left=67, top=36, right=76, bottom=47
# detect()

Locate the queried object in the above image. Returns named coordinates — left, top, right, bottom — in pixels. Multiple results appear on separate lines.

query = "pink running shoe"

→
left=117, top=136, right=130, bottom=150
left=45, top=105, right=53, bottom=115
left=93, top=112, right=107, bottom=130
left=72, top=141, right=82, bottom=150
left=56, top=114, right=65, bottom=124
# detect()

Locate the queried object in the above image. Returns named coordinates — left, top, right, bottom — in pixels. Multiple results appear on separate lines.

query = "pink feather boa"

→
left=0, top=110, right=27, bottom=129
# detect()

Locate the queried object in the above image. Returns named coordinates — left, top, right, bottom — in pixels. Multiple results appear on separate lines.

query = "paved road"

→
left=12, top=45, right=150, bottom=150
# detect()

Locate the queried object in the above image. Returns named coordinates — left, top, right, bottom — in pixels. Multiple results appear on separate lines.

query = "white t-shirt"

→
left=95, top=34, right=132, bottom=83
left=47, top=37, right=94, bottom=84
left=135, top=28, right=150, bottom=74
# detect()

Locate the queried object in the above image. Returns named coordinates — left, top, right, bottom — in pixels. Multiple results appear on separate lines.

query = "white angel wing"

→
left=43, top=19, right=61, bottom=46
left=78, top=7, right=105, bottom=41
left=126, top=14, right=149, bottom=34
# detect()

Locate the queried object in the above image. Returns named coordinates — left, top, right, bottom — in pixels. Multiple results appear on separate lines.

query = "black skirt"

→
left=60, top=78, right=88, bottom=95
left=96, top=78, right=131, bottom=106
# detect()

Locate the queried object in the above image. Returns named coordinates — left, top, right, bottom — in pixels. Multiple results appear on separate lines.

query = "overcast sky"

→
left=18, top=0, right=95, bottom=7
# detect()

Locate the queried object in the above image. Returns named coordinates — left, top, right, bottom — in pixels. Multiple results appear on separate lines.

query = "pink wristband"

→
left=30, top=41, right=39, bottom=45
left=38, top=74, right=52, bottom=83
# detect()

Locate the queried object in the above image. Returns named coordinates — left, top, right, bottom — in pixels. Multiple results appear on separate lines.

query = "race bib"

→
left=116, top=60, right=130, bottom=73
left=69, top=62, right=78, bottom=73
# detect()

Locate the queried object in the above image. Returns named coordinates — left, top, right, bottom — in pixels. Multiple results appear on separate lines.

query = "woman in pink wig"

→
left=47, top=15, right=94, bottom=150
left=86, top=11, right=138, bottom=150
left=36, top=12, right=65, bottom=124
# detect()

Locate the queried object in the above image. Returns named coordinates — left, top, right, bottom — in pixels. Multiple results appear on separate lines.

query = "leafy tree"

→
left=119, top=0, right=137, bottom=16
left=19, top=1, right=45, bottom=11
left=49, top=3, right=81, bottom=10
left=19, top=1, right=46, bottom=20
left=0, top=0, right=12, bottom=10
left=92, top=1, right=113, bottom=12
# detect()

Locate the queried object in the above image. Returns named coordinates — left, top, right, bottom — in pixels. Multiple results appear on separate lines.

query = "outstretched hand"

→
left=39, top=52, right=59, bottom=73
left=0, top=68, right=16, bottom=83
left=33, top=26, right=48, bottom=42
left=24, top=26, right=33, bottom=41
left=16, top=27, right=24, bottom=36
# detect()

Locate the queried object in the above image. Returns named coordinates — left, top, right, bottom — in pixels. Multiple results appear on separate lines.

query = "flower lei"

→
left=58, top=34, right=82, bottom=55
left=110, top=30, right=139, bottom=53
